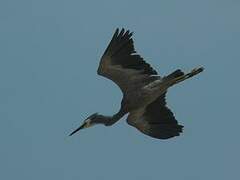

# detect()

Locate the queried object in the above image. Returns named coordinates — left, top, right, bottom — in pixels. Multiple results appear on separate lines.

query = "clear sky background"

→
left=1, top=0, right=240, bottom=180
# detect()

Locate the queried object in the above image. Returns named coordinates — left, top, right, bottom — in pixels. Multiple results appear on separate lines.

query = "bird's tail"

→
left=164, top=69, right=185, bottom=81
left=164, top=67, right=204, bottom=86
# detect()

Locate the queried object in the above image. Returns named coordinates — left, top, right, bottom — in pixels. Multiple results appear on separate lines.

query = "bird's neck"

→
left=105, top=109, right=126, bottom=126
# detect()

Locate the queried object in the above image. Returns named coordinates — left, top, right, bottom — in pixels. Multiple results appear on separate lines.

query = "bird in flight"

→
left=70, top=28, right=203, bottom=139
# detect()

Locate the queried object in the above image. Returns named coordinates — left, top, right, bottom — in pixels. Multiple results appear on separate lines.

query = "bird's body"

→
left=70, top=28, right=204, bottom=139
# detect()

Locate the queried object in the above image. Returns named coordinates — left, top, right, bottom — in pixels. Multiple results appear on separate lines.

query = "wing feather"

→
left=98, top=28, right=158, bottom=93
left=127, top=94, right=183, bottom=139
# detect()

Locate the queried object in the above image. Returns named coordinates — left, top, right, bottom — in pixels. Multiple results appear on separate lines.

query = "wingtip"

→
left=114, top=28, right=119, bottom=35
left=115, top=28, right=134, bottom=36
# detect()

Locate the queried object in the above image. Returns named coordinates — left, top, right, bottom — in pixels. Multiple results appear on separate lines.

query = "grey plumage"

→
left=69, top=28, right=204, bottom=139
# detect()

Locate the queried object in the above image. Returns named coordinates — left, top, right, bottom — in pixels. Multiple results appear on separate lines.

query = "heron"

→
left=69, top=28, right=204, bottom=139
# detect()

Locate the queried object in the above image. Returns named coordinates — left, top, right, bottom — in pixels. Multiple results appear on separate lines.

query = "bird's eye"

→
left=85, top=119, right=90, bottom=123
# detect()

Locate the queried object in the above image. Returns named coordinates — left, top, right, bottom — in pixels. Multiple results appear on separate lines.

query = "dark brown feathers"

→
left=102, top=28, right=157, bottom=75
left=143, top=94, right=183, bottom=139
left=127, top=93, right=183, bottom=139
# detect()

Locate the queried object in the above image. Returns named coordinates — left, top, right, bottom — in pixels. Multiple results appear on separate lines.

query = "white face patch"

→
left=84, top=119, right=91, bottom=128
left=84, top=119, right=97, bottom=128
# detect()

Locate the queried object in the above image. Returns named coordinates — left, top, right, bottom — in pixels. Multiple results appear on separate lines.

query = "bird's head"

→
left=69, top=113, right=108, bottom=136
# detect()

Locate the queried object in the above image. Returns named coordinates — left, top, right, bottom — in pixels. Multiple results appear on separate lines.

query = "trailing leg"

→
left=167, top=67, right=204, bottom=86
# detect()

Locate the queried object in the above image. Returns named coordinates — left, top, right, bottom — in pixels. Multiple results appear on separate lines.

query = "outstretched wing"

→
left=127, top=94, right=183, bottom=139
left=97, top=28, right=158, bottom=94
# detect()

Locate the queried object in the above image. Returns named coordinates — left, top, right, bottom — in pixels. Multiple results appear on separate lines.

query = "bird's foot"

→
left=188, top=67, right=204, bottom=77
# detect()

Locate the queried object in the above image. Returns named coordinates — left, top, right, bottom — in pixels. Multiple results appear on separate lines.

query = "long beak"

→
left=69, top=122, right=86, bottom=136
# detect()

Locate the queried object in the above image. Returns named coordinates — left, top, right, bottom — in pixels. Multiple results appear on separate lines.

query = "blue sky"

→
left=1, top=0, right=240, bottom=179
